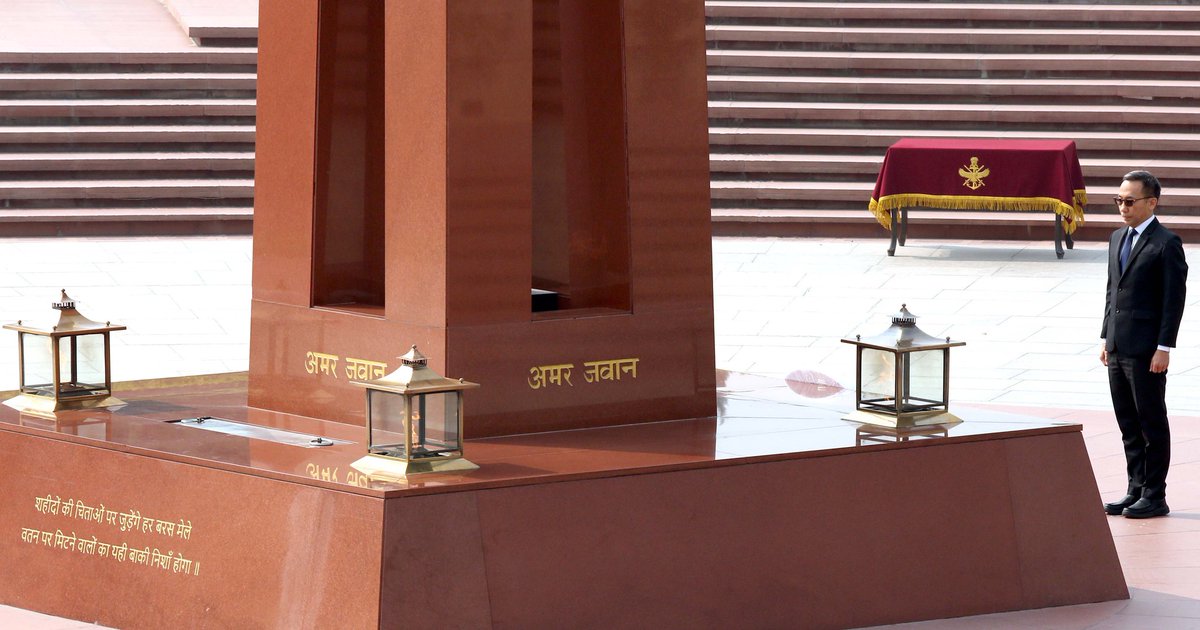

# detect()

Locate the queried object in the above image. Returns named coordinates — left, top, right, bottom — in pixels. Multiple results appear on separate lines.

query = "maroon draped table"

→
left=869, top=138, right=1088, bottom=258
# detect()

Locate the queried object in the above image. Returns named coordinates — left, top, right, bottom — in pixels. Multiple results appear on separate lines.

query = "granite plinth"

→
left=0, top=372, right=1127, bottom=628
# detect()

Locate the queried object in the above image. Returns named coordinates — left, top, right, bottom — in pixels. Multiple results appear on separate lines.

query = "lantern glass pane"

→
left=859, top=348, right=897, bottom=411
left=57, top=334, right=107, bottom=397
left=20, top=333, right=53, bottom=395
left=413, top=393, right=460, bottom=457
left=904, top=349, right=946, bottom=410
left=367, top=389, right=409, bottom=455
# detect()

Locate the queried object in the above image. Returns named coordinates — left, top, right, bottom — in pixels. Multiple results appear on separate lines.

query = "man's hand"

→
left=1151, top=349, right=1170, bottom=373
left=1100, top=346, right=1108, bottom=366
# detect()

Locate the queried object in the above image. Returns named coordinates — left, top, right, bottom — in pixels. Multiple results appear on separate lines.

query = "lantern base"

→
left=842, top=408, right=961, bottom=428
left=351, top=452, right=479, bottom=481
left=2, top=393, right=125, bottom=418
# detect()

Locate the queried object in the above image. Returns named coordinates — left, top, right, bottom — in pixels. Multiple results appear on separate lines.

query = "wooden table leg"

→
left=898, top=208, right=909, bottom=246
left=888, top=210, right=899, bottom=256
left=1054, top=215, right=1065, bottom=259
left=1066, top=224, right=1075, bottom=250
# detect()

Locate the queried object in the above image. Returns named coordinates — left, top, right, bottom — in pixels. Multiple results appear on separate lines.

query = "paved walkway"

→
left=715, top=236, right=1200, bottom=416
left=0, top=0, right=196, bottom=53
left=0, top=236, right=251, bottom=389
left=0, top=0, right=256, bottom=53
left=9, top=234, right=1196, bottom=416
left=4, top=233, right=1200, bottom=628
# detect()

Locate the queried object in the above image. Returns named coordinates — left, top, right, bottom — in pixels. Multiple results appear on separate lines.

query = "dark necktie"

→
left=1119, top=227, right=1137, bottom=272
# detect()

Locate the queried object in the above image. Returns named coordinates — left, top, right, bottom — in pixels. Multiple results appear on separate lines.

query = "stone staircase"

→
left=0, top=47, right=256, bottom=235
left=707, top=0, right=1200, bottom=240
left=5, top=1, right=1200, bottom=241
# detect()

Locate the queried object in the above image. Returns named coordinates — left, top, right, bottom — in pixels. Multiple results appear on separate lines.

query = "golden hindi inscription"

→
left=33, top=494, right=193, bottom=540
left=305, top=351, right=388, bottom=381
left=23, top=493, right=199, bottom=577
left=304, top=351, right=340, bottom=378
left=528, top=363, right=575, bottom=389
left=345, top=357, right=387, bottom=381
left=582, top=357, right=639, bottom=383
left=529, top=357, right=639, bottom=390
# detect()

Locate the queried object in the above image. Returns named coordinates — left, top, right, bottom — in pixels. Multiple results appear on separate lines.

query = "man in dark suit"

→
left=1100, top=170, right=1188, bottom=519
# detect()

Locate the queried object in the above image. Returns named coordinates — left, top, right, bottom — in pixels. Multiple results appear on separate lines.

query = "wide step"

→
left=0, top=152, right=254, bottom=171
left=0, top=98, right=256, bottom=118
left=0, top=124, right=255, bottom=144
left=0, top=179, right=254, bottom=200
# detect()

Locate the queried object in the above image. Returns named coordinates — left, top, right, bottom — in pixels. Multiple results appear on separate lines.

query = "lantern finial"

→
left=400, top=345, right=428, bottom=368
left=53, top=290, right=76, bottom=311
left=892, top=304, right=917, bottom=327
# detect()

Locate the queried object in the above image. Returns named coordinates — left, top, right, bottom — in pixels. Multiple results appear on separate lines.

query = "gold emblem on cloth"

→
left=958, top=157, right=989, bottom=190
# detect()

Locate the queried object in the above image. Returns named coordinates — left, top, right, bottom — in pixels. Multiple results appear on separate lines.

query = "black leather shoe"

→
left=1103, top=494, right=1140, bottom=516
left=1123, top=498, right=1170, bottom=519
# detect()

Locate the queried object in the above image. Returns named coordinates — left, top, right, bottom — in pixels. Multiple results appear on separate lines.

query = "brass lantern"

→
left=3, top=290, right=126, bottom=416
left=841, top=305, right=964, bottom=427
left=350, top=345, right=479, bottom=479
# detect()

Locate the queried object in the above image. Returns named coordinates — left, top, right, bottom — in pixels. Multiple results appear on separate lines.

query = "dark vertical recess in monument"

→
left=312, top=0, right=385, bottom=313
left=531, top=0, right=631, bottom=314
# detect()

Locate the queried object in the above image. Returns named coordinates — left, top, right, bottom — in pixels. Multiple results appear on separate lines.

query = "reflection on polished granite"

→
left=0, top=370, right=1077, bottom=497
left=716, top=370, right=1074, bottom=458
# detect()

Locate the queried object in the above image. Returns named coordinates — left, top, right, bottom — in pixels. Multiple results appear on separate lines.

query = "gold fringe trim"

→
left=869, top=190, right=1088, bottom=235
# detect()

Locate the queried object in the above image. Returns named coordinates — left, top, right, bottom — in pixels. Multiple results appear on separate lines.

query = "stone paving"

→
left=0, top=236, right=251, bottom=391
left=8, top=234, right=1200, bottom=416
left=714, top=235, right=1200, bottom=417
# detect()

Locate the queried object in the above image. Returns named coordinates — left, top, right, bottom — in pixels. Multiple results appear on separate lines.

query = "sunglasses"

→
left=1113, top=196, right=1153, bottom=207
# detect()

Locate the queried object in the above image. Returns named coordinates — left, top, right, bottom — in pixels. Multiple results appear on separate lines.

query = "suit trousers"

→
left=1107, top=351, right=1171, bottom=501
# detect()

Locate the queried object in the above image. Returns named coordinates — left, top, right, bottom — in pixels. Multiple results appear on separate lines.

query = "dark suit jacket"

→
left=1102, top=218, right=1188, bottom=357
